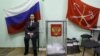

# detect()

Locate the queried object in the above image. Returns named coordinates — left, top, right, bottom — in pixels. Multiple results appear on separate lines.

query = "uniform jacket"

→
left=25, top=21, right=39, bottom=38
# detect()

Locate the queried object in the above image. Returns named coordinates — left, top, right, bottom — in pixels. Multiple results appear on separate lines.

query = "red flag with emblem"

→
left=67, top=0, right=99, bottom=30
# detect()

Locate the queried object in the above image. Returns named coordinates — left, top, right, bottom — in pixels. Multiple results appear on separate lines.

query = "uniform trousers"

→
left=24, top=36, right=37, bottom=56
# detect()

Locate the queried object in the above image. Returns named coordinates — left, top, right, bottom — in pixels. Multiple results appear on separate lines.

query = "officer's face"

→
left=30, top=15, right=34, bottom=21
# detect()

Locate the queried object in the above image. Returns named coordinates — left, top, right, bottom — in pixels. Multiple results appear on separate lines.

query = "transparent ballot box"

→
left=47, top=43, right=66, bottom=56
left=46, top=21, right=67, bottom=56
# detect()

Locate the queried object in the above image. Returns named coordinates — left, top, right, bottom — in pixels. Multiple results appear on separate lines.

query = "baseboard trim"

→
left=0, top=47, right=46, bottom=51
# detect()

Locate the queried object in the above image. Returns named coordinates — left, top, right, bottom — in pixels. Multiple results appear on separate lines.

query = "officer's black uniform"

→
left=24, top=21, right=39, bottom=56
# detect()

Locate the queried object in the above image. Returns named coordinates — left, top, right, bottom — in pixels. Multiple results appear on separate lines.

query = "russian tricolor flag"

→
left=5, top=0, right=41, bottom=34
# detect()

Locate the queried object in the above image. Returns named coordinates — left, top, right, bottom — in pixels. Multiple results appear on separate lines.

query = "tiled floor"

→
left=0, top=48, right=94, bottom=56
left=0, top=48, right=14, bottom=56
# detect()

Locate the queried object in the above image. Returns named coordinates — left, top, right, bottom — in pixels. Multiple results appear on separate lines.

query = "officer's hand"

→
left=30, top=33, right=33, bottom=35
left=27, top=32, right=30, bottom=35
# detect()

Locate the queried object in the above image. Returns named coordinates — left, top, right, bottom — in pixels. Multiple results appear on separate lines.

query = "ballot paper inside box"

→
left=47, top=43, right=66, bottom=55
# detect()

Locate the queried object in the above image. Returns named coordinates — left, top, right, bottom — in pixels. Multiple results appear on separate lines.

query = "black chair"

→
left=81, top=34, right=100, bottom=56
left=98, top=33, right=100, bottom=41
left=67, top=38, right=74, bottom=54
left=81, top=34, right=92, bottom=46
left=94, top=33, right=100, bottom=56
left=72, top=38, right=80, bottom=53
left=94, top=47, right=100, bottom=56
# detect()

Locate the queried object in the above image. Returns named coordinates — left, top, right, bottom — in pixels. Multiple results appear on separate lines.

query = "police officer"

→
left=24, top=14, right=38, bottom=56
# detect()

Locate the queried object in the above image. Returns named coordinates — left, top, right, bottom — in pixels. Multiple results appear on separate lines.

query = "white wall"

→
left=0, top=0, right=28, bottom=47
left=0, top=0, right=100, bottom=47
